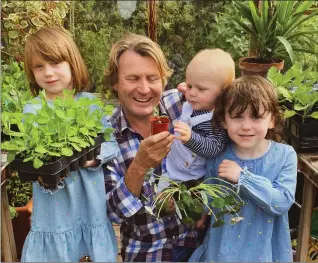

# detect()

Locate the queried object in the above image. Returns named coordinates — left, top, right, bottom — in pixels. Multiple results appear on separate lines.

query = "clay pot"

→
left=149, top=116, right=170, bottom=135
left=239, top=57, right=284, bottom=77
left=12, top=199, right=32, bottom=259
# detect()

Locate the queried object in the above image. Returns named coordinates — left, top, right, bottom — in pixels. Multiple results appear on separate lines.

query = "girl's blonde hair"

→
left=104, top=34, right=173, bottom=98
left=24, top=27, right=89, bottom=96
left=213, top=76, right=283, bottom=141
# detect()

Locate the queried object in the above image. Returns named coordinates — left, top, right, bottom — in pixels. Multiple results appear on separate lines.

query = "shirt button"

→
left=185, top=161, right=189, bottom=167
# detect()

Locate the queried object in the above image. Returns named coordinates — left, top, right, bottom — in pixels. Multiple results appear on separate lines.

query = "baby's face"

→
left=185, top=66, right=223, bottom=111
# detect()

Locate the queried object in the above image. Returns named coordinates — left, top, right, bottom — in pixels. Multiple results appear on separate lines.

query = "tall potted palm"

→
left=223, top=1, right=318, bottom=76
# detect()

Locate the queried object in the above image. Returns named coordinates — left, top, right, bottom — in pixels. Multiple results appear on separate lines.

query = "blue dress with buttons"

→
left=21, top=92, right=119, bottom=262
left=189, top=141, right=297, bottom=262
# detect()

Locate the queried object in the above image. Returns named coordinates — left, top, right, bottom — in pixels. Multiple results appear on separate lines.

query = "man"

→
left=104, top=34, right=198, bottom=262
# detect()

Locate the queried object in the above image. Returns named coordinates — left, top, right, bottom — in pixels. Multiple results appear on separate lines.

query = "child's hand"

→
left=177, top=82, right=187, bottom=94
left=173, top=120, right=191, bottom=143
left=196, top=214, right=208, bottom=229
left=218, top=159, right=243, bottom=183
left=82, top=159, right=101, bottom=168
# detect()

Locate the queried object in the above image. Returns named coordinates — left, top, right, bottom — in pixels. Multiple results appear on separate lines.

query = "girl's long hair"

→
left=24, top=27, right=89, bottom=96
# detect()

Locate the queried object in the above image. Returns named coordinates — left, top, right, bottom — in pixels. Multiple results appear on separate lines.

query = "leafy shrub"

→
left=1, top=1, right=69, bottom=63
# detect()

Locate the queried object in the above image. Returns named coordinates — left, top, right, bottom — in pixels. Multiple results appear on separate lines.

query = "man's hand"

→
left=173, top=120, right=191, bottom=143
left=196, top=214, right=208, bottom=229
left=218, top=159, right=243, bottom=183
left=125, top=131, right=174, bottom=197
left=134, top=131, right=174, bottom=171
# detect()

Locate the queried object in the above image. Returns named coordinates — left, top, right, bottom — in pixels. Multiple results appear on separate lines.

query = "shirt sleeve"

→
left=237, top=149, right=297, bottom=216
left=184, top=123, right=228, bottom=157
left=104, top=160, right=144, bottom=224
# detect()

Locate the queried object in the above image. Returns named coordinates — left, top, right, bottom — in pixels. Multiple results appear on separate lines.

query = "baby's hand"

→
left=177, top=82, right=187, bottom=94
left=173, top=120, right=191, bottom=143
left=196, top=214, right=208, bottom=229
left=218, top=159, right=242, bottom=183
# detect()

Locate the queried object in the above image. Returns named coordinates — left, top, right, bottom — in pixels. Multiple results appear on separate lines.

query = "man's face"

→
left=115, top=50, right=163, bottom=121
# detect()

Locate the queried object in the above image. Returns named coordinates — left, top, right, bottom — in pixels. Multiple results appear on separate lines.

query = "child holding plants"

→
left=189, top=76, right=297, bottom=262
left=158, top=49, right=234, bottom=191
left=20, top=27, right=119, bottom=262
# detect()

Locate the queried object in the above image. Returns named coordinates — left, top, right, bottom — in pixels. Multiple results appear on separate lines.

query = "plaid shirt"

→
left=104, top=89, right=198, bottom=262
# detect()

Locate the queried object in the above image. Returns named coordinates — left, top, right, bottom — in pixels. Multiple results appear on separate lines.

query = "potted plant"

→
left=5, top=173, right=33, bottom=259
left=1, top=90, right=114, bottom=187
left=149, top=107, right=171, bottom=135
left=146, top=175, right=245, bottom=227
left=267, top=64, right=318, bottom=152
left=223, top=1, right=318, bottom=76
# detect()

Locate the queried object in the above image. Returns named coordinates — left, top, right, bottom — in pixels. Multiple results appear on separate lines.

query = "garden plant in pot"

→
left=149, top=106, right=171, bottom=135
left=223, top=0, right=318, bottom=76
left=1, top=90, right=114, bottom=187
left=267, top=63, right=318, bottom=152
left=5, top=173, right=33, bottom=259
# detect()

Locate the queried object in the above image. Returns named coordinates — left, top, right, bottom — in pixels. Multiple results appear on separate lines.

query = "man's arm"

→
left=104, top=132, right=174, bottom=222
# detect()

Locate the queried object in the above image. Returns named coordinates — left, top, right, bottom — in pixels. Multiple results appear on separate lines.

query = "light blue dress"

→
left=21, top=92, right=119, bottom=262
left=189, top=141, right=297, bottom=262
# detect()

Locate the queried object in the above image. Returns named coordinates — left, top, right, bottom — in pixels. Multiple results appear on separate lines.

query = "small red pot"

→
left=149, top=116, right=170, bottom=135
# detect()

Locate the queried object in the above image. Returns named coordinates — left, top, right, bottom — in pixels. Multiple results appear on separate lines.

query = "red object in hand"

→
left=149, top=116, right=170, bottom=135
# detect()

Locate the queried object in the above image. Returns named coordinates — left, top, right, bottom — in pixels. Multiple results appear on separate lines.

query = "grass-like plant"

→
left=145, top=175, right=245, bottom=227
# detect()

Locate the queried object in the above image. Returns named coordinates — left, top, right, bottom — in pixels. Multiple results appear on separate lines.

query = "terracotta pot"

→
left=149, top=116, right=170, bottom=135
left=238, top=57, right=284, bottom=77
left=12, top=199, right=32, bottom=259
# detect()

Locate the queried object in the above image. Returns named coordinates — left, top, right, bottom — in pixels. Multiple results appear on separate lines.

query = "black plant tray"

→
left=285, top=129, right=318, bottom=153
left=289, top=116, right=318, bottom=138
left=8, top=134, right=104, bottom=187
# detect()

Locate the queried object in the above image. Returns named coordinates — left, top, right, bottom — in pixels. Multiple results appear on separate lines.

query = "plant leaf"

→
left=61, top=148, right=73, bottom=156
left=284, top=110, right=296, bottom=119
left=35, top=145, right=47, bottom=153
left=33, top=157, right=43, bottom=169
left=310, top=112, right=318, bottom=119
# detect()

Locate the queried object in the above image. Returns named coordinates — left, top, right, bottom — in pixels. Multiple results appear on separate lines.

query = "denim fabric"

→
left=21, top=92, right=119, bottom=262
left=189, top=141, right=297, bottom=262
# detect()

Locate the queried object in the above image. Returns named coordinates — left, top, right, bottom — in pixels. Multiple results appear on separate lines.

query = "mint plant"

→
left=267, top=64, right=318, bottom=123
left=2, top=90, right=114, bottom=169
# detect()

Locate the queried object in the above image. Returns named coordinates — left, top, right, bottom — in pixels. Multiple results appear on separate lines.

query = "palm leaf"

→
left=248, top=0, right=262, bottom=35
left=276, top=36, right=294, bottom=63
left=234, top=2, right=253, bottom=23
left=284, top=9, right=318, bottom=36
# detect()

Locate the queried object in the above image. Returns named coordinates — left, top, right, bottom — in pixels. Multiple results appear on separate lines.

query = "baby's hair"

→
left=24, top=27, right=89, bottom=96
left=187, top=48, right=235, bottom=89
left=213, top=76, right=283, bottom=141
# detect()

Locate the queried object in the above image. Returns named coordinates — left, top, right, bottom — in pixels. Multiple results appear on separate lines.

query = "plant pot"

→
left=149, top=116, right=171, bottom=135
left=238, top=57, right=284, bottom=77
left=290, top=116, right=318, bottom=138
left=285, top=129, right=318, bottom=153
left=9, top=134, right=105, bottom=187
left=12, top=199, right=32, bottom=260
